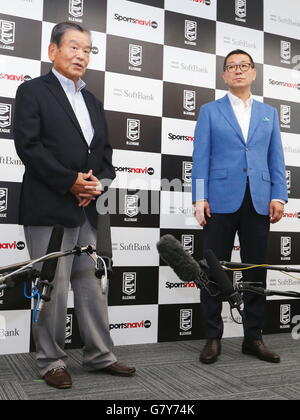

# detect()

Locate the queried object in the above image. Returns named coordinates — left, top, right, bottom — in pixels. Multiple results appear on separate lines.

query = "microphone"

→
left=203, top=249, right=245, bottom=319
left=35, top=225, right=64, bottom=319
left=156, top=234, right=213, bottom=292
left=96, top=214, right=113, bottom=294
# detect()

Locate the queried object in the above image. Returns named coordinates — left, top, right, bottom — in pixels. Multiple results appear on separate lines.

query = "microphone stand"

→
left=0, top=245, right=96, bottom=319
left=199, top=258, right=300, bottom=324
left=0, top=245, right=95, bottom=283
left=220, top=261, right=300, bottom=324
left=219, top=260, right=300, bottom=298
left=235, top=282, right=300, bottom=298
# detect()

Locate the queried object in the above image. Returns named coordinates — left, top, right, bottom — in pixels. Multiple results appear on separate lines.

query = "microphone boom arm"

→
left=220, top=260, right=300, bottom=274
left=236, top=282, right=300, bottom=298
left=0, top=245, right=95, bottom=285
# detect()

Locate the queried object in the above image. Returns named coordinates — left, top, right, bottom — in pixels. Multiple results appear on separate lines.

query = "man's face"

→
left=48, top=29, right=91, bottom=81
left=222, top=54, right=256, bottom=90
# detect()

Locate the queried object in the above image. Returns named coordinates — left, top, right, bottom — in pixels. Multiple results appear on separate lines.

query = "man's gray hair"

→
left=50, top=21, right=91, bottom=47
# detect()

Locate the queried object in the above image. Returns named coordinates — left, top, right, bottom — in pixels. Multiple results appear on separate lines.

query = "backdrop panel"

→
left=1, top=0, right=300, bottom=354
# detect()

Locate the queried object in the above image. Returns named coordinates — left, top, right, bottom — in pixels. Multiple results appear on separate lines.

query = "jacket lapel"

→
left=43, top=71, right=86, bottom=142
left=246, top=100, right=261, bottom=144
left=217, top=95, right=245, bottom=144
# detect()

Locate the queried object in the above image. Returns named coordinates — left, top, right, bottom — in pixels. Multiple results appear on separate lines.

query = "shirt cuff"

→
left=271, top=199, right=286, bottom=204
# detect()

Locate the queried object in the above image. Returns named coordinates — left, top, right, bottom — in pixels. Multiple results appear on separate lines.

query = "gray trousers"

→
left=25, top=218, right=117, bottom=377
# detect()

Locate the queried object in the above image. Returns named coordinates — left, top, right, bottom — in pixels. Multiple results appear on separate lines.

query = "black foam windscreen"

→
left=204, top=249, right=234, bottom=296
left=157, top=234, right=201, bottom=284
left=96, top=214, right=112, bottom=258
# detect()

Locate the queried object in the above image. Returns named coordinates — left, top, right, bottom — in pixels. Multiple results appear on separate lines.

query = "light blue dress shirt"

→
left=52, top=67, right=94, bottom=146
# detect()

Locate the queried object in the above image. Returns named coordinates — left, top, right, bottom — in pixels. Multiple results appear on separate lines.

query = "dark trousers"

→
left=202, top=184, right=270, bottom=341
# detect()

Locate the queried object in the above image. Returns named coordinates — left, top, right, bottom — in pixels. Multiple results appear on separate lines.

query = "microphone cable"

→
left=87, top=252, right=109, bottom=294
left=23, top=281, right=41, bottom=323
left=224, top=263, right=270, bottom=271
left=98, top=255, right=108, bottom=281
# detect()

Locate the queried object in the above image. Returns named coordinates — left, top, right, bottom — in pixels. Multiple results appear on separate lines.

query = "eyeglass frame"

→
left=223, top=63, right=255, bottom=73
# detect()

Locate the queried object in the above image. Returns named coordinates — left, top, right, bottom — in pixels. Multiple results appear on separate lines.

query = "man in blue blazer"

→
left=192, top=50, right=288, bottom=364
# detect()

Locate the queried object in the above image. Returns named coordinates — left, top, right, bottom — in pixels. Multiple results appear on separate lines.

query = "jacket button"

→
left=88, top=149, right=91, bottom=154
left=243, top=168, right=247, bottom=172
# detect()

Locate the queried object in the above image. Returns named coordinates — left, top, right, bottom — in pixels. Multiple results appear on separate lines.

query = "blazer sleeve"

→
left=192, top=104, right=211, bottom=203
left=13, top=81, right=78, bottom=195
left=268, top=108, right=288, bottom=203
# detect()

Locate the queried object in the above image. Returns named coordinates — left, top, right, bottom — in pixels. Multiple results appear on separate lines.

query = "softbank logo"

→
left=0, top=315, right=5, bottom=339
left=113, top=88, right=154, bottom=101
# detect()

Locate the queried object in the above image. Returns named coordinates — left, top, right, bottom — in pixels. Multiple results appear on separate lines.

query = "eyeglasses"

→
left=224, top=63, right=254, bottom=73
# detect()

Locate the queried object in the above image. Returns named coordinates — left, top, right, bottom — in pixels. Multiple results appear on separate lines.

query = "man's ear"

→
left=221, top=72, right=228, bottom=85
left=48, top=42, right=57, bottom=62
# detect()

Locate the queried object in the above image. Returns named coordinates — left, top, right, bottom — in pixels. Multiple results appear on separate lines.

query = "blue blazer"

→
left=192, top=94, right=288, bottom=215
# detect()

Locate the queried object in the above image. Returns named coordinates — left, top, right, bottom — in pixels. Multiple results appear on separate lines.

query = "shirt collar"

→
left=52, top=67, right=86, bottom=93
left=227, top=91, right=253, bottom=108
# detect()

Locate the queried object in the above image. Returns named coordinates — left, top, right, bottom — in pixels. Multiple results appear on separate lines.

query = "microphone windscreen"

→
left=96, top=214, right=112, bottom=258
left=40, top=225, right=64, bottom=282
left=204, top=249, right=234, bottom=296
left=157, top=234, right=201, bottom=284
